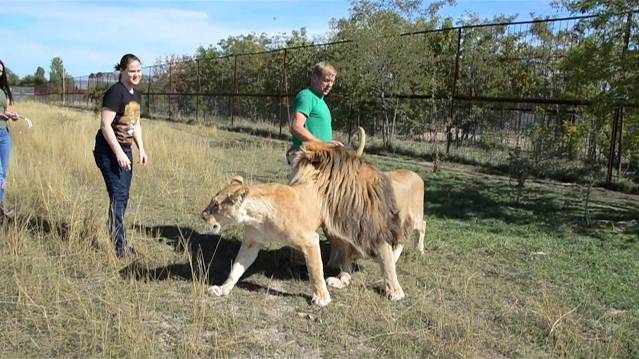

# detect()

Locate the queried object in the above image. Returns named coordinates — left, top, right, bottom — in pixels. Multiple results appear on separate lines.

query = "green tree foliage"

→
left=553, top=0, right=638, bottom=169
left=49, top=57, right=65, bottom=82
left=5, top=68, right=20, bottom=86
left=328, top=0, right=457, bottom=147
left=45, top=0, right=636, bottom=186
left=34, top=67, right=47, bottom=85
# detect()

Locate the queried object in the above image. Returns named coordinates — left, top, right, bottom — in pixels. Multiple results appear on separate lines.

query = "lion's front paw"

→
left=326, top=276, right=346, bottom=289
left=207, top=285, right=230, bottom=297
left=386, top=287, right=405, bottom=301
left=311, top=293, right=331, bottom=306
left=326, top=272, right=351, bottom=289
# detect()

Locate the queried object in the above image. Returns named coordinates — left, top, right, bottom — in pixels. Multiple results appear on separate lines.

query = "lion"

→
left=324, top=127, right=426, bottom=289
left=289, top=141, right=407, bottom=301
left=201, top=175, right=332, bottom=306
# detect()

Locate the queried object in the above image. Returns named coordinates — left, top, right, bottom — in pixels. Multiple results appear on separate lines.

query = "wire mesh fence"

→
left=33, top=11, right=639, bottom=185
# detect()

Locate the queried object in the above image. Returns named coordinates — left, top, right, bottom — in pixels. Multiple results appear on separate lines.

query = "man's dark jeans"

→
left=94, top=137, right=133, bottom=257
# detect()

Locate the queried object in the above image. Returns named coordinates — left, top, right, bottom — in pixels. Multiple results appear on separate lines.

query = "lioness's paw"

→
left=311, top=293, right=331, bottom=306
left=386, top=288, right=405, bottom=301
left=207, top=285, right=230, bottom=297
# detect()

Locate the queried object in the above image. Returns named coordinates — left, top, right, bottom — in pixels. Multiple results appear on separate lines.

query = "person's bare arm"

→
left=290, top=112, right=320, bottom=142
left=132, top=121, right=148, bottom=165
left=100, top=108, right=131, bottom=170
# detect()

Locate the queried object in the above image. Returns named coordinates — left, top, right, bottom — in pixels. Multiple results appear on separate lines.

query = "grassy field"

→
left=0, top=101, right=637, bottom=359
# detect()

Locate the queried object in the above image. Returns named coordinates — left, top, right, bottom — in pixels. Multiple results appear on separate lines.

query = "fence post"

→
left=61, top=68, right=66, bottom=106
left=196, top=59, right=201, bottom=122
left=606, top=12, right=633, bottom=184
left=168, top=62, right=173, bottom=119
left=232, top=55, right=238, bottom=127
left=147, top=67, right=153, bottom=118
left=446, top=27, right=462, bottom=155
left=280, top=49, right=290, bottom=137
left=607, top=107, right=620, bottom=184
left=617, top=107, right=624, bottom=179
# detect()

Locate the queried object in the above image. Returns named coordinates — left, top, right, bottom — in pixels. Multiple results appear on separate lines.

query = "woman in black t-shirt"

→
left=0, top=59, right=21, bottom=224
left=93, top=54, right=148, bottom=259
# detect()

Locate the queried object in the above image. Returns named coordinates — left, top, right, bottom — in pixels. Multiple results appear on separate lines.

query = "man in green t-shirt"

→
left=285, top=62, right=344, bottom=266
left=286, top=62, right=342, bottom=164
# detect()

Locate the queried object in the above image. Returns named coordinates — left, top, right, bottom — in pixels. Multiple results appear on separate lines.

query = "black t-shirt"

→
left=102, top=82, right=142, bottom=145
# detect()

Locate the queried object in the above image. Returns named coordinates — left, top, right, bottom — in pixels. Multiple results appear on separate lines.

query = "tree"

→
left=49, top=57, right=65, bottom=83
left=328, top=0, right=456, bottom=148
left=553, top=0, right=638, bottom=176
left=34, top=67, right=47, bottom=85
left=4, top=68, right=20, bottom=86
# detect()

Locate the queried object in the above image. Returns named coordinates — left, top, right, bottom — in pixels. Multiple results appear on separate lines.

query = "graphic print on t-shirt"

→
left=114, top=101, right=140, bottom=144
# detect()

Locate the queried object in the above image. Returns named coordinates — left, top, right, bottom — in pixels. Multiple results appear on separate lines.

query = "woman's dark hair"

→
left=0, top=59, right=13, bottom=104
left=114, top=53, right=141, bottom=72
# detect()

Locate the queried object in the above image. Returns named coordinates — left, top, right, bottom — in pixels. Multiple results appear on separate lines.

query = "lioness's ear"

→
left=229, top=188, right=248, bottom=204
left=229, top=176, right=244, bottom=185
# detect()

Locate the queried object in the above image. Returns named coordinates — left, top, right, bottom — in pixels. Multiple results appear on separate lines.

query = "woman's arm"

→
left=100, top=108, right=132, bottom=170
left=2, top=103, right=20, bottom=121
left=132, top=121, right=147, bottom=165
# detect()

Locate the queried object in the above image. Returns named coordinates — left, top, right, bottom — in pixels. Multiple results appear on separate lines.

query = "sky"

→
left=0, top=1, right=573, bottom=79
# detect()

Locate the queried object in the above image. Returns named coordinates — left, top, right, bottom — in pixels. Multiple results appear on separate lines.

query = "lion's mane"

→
left=290, top=141, right=404, bottom=257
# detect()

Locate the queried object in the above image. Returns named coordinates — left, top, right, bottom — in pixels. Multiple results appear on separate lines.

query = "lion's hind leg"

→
left=415, top=219, right=426, bottom=254
left=208, top=230, right=262, bottom=298
left=378, top=241, right=405, bottom=301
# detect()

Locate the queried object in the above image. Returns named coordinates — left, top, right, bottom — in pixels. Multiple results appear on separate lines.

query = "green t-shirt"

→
left=291, top=88, right=332, bottom=148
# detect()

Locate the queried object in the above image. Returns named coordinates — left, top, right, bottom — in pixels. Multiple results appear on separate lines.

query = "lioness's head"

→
left=202, top=176, right=248, bottom=234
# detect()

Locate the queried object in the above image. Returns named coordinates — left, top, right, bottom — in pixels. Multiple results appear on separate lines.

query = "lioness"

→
left=202, top=176, right=331, bottom=306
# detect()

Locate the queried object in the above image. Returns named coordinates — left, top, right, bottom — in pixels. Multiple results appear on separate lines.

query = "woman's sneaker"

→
left=0, top=207, right=14, bottom=225
left=118, top=246, right=140, bottom=260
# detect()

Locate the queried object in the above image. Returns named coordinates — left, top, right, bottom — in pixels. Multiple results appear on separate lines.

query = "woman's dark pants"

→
left=94, top=138, right=133, bottom=257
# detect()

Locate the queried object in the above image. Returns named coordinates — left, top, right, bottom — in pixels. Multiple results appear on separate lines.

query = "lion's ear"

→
left=229, top=176, right=244, bottom=185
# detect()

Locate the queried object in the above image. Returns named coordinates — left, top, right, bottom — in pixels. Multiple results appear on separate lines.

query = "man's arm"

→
left=290, top=112, right=321, bottom=142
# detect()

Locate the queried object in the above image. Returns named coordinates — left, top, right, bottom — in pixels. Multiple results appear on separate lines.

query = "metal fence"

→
left=34, top=11, right=638, bottom=183
left=11, top=86, right=35, bottom=101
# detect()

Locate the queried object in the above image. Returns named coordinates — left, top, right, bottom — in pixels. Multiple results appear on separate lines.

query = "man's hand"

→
left=331, top=140, right=344, bottom=147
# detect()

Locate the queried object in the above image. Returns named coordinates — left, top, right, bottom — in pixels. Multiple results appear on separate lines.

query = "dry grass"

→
left=0, top=101, right=637, bottom=358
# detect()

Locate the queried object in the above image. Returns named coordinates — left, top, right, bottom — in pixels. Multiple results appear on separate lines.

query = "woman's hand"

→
left=116, top=150, right=132, bottom=171
left=139, top=150, right=148, bottom=166
left=3, top=111, right=19, bottom=121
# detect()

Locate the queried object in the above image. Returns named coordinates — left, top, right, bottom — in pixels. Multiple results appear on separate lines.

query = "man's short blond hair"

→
left=311, top=62, right=336, bottom=78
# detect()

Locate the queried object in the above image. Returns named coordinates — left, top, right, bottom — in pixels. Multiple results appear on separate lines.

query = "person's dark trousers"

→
left=93, top=135, right=133, bottom=257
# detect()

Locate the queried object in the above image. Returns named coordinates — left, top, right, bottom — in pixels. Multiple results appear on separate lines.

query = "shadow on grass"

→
left=121, top=224, right=336, bottom=301
left=18, top=214, right=72, bottom=240
left=16, top=214, right=102, bottom=248
left=425, top=174, right=639, bottom=238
